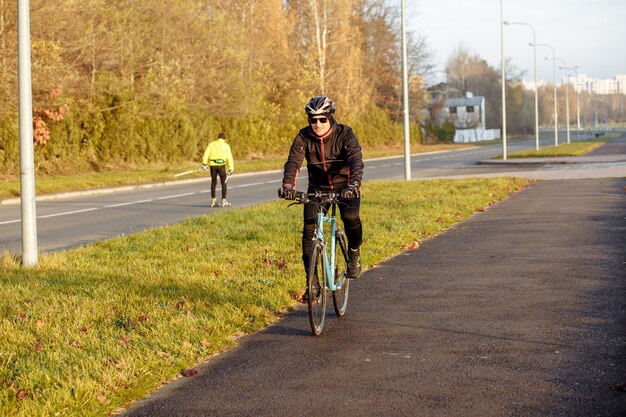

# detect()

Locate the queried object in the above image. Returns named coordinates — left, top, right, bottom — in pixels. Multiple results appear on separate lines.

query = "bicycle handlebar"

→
left=277, top=188, right=342, bottom=204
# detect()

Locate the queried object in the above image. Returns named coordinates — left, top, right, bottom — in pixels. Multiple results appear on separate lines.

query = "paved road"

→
left=0, top=139, right=559, bottom=253
left=3, top=134, right=625, bottom=254
left=122, top=139, right=626, bottom=416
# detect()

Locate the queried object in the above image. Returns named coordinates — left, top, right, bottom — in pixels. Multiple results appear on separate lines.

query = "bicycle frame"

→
left=280, top=188, right=351, bottom=334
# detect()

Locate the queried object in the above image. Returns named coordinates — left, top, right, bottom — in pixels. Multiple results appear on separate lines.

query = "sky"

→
left=408, top=0, right=626, bottom=85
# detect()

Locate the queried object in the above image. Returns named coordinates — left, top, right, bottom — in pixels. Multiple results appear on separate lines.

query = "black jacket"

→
left=283, top=120, right=364, bottom=191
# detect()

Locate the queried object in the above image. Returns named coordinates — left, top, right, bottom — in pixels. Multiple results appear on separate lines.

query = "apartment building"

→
left=564, top=73, right=626, bottom=95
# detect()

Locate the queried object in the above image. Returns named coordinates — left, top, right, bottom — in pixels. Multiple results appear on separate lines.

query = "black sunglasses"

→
left=309, top=117, right=329, bottom=124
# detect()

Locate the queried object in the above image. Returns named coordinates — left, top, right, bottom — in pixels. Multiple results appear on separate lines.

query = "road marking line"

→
left=235, top=182, right=267, bottom=188
left=39, top=207, right=100, bottom=219
left=156, top=193, right=196, bottom=200
left=105, top=199, right=154, bottom=208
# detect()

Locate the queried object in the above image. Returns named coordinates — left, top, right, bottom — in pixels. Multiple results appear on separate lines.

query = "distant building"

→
left=561, top=73, right=626, bottom=95
left=446, top=95, right=485, bottom=130
left=426, top=83, right=499, bottom=143
left=523, top=73, right=626, bottom=95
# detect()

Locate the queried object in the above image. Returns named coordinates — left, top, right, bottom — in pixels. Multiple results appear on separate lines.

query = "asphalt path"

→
left=122, top=150, right=626, bottom=416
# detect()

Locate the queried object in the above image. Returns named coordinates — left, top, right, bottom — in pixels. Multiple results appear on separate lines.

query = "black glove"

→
left=341, top=182, right=360, bottom=200
left=201, top=164, right=208, bottom=170
left=280, top=185, right=296, bottom=200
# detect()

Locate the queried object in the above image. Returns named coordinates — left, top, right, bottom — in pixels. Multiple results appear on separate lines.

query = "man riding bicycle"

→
left=281, top=96, right=364, bottom=295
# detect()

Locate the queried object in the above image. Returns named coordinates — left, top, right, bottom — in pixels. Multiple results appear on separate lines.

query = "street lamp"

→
left=531, top=43, right=558, bottom=146
left=550, top=57, right=570, bottom=144
left=18, top=0, right=38, bottom=266
left=400, top=0, right=411, bottom=179
left=500, top=0, right=507, bottom=160
left=504, top=21, right=539, bottom=150
left=560, top=66, right=580, bottom=141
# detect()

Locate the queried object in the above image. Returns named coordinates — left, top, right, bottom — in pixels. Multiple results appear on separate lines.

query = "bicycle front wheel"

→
left=307, top=241, right=327, bottom=336
left=332, top=229, right=350, bottom=316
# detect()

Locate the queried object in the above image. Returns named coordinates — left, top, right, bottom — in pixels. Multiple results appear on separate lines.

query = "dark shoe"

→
left=347, top=248, right=361, bottom=279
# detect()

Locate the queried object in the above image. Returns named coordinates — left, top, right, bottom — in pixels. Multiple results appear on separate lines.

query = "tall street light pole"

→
left=504, top=21, right=539, bottom=150
left=400, top=0, right=411, bottom=179
left=18, top=0, right=38, bottom=267
left=533, top=43, right=558, bottom=146
left=499, top=0, right=507, bottom=160
left=569, top=66, right=581, bottom=141
left=552, top=57, right=571, bottom=144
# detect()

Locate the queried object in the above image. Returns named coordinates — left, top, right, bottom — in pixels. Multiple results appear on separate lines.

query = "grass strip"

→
left=0, top=177, right=532, bottom=416
left=504, top=139, right=609, bottom=159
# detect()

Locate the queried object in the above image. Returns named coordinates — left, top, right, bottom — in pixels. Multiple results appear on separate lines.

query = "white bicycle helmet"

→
left=305, top=96, right=336, bottom=116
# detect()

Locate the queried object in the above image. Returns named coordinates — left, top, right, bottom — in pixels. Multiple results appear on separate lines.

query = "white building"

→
left=562, top=73, right=626, bottom=95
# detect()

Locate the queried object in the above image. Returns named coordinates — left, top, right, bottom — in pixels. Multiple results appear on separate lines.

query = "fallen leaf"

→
left=17, top=311, right=26, bottom=319
left=80, top=326, right=88, bottom=333
left=175, top=300, right=185, bottom=310
left=115, top=359, right=127, bottom=369
left=200, top=339, right=211, bottom=348
left=35, top=320, right=45, bottom=328
left=404, top=241, right=420, bottom=250
left=138, top=312, right=148, bottom=322
left=276, top=258, right=287, bottom=269
left=180, top=368, right=198, bottom=377
left=262, top=257, right=273, bottom=266
left=612, top=383, right=626, bottom=392
left=187, top=246, right=197, bottom=252
left=16, top=389, right=28, bottom=400
left=291, top=289, right=306, bottom=303
left=33, top=342, right=43, bottom=352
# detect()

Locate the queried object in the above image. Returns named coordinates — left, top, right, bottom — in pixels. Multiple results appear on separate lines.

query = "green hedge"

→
left=0, top=99, right=422, bottom=177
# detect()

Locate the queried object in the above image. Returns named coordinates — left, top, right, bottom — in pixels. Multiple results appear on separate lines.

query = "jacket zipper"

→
left=318, top=138, right=333, bottom=190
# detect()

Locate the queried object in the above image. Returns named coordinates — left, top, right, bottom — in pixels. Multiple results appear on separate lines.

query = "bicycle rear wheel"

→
left=307, top=241, right=327, bottom=335
left=332, top=229, right=350, bottom=316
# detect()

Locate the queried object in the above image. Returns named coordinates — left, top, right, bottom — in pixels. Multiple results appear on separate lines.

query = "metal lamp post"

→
left=560, top=66, right=581, bottom=141
left=532, top=43, right=558, bottom=146
left=572, top=66, right=581, bottom=141
left=551, top=57, right=570, bottom=144
left=504, top=21, right=539, bottom=150
left=18, top=0, right=38, bottom=266
left=499, top=0, right=507, bottom=160
left=400, top=0, right=411, bottom=179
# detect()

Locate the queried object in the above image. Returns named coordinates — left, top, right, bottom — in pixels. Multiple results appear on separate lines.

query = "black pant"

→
left=210, top=165, right=227, bottom=198
left=301, top=195, right=362, bottom=270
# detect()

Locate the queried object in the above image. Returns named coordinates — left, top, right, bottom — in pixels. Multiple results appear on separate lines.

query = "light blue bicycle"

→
left=281, top=190, right=350, bottom=335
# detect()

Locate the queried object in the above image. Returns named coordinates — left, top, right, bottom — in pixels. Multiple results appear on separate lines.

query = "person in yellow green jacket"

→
left=202, top=132, right=234, bottom=207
